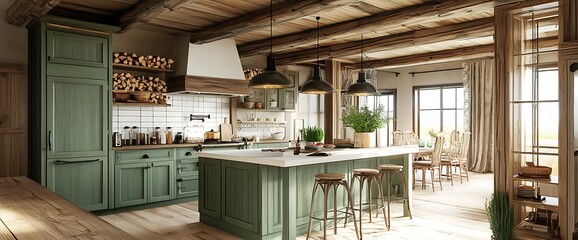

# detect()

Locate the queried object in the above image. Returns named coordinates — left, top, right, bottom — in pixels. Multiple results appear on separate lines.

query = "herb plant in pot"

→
left=485, top=192, right=514, bottom=240
left=301, top=126, right=324, bottom=150
left=342, top=105, right=390, bottom=148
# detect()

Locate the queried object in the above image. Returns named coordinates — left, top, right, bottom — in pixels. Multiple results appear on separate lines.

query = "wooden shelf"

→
left=513, top=175, right=558, bottom=185
left=515, top=221, right=559, bottom=240
left=237, top=108, right=286, bottom=112
left=113, top=63, right=173, bottom=73
left=511, top=196, right=558, bottom=211
left=238, top=121, right=286, bottom=124
left=113, top=102, right=171, bottom=107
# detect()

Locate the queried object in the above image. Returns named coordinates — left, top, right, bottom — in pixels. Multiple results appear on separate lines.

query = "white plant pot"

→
left=354, top=132, right=376, bottom=148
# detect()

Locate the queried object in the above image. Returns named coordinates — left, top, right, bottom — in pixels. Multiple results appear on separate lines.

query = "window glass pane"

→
left=456, top=88, right=464, bottom=109
left=538, top=154, right=558, bottom=177
left=442, top=110, right=456, bottom=133
left=456, top=110, right=464, bottom=131
left=419, top=89, right=440, bottom=109
left=537, top=102, right=558, bottom=147
left=419, top=110, right=440, bottom=138
left=512, top=68, right=533, bottom=101
left=511, top=103, right=534, bottom=153
left=443, top=88, right=456, bottom=108
left=538, top=70, right=558, bottom=101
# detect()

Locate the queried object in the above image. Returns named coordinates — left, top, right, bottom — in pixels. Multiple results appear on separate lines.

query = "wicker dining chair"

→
left=453, top=131, right=471, bottom=183
left=392, top=131, right=403, bottom=146
left=413, top=136, right=445, bottom=192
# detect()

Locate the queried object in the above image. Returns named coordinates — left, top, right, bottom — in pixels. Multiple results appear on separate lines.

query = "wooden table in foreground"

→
left=198, top=146, right=419, bottom=240
left=0, top=177, right=135, bottom=239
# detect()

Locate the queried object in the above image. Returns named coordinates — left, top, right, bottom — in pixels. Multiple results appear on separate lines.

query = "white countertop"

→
left=197, top=146, right=420, bottom=167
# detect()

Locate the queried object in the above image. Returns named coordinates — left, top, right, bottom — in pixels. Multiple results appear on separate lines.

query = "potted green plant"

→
left=485, top=192, right=514, bottom=240
left=341, top=105, right=391, bottom=148
left=300, top=126, right=324, bottom=149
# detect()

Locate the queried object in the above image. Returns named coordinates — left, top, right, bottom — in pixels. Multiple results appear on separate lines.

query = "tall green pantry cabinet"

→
left=28, top=17, right=119, bottom=211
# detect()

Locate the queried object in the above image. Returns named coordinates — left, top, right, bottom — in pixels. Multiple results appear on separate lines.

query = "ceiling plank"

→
left=119, top=0, right=196, bottom=31
left=344, top=44, right=495, bottom=69
left=237, top=0, right=495, bottom=56
left=276, top=17, right=495, bottom=65
left=5, top=0, right=61, bottom=26
left=189, top=0, right=361, bottom=44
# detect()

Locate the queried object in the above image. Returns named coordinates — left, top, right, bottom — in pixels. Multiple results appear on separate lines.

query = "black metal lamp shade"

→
left=248, top=54, right=292, bottom=89
left=300, top=66, right=335, bottom=94
left=346, top=71, right=378, bottom=96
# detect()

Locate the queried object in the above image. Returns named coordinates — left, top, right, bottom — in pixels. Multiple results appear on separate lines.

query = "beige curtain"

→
left=463, top=60, right=494, bottom=173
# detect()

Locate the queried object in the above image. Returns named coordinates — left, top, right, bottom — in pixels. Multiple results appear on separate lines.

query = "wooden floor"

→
left=101, top=172, right=493, bottom=240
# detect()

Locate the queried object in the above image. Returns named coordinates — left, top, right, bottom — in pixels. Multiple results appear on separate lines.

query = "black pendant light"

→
left=248, top=0, right=292, bottom=89
left=346, top=35, right=378, bottom=96
left=300, top=16, right=335, bottom=94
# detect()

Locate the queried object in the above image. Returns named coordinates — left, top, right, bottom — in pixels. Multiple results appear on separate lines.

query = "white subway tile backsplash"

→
left=112, top=95, right=230, bottom=134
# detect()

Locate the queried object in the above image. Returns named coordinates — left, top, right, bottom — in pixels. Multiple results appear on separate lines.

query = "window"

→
left=359, top=90, right=396, bottom=146
left=413, top=85, right=464, bottom=138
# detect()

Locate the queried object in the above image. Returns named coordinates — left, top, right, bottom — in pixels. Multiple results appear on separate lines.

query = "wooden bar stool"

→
left=306, top=173, right=360, bottom=240
left=377, top=164, right=413, bottom=229
left=345, top=169, right=387, bottom=238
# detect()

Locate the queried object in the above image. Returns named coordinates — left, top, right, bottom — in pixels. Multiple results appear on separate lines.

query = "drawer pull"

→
left=54, top=159, right=99, bottom=164
left=142, top=154, right=150, bottom=159
left=185, top=152, right=192, bottom=156
left=177, top=178, right=183, bottom=182
left=196, top=162, right=199, bottom=167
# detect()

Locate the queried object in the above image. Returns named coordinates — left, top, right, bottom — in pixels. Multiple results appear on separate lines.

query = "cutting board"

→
left=220, top=123, right=233, bottom=141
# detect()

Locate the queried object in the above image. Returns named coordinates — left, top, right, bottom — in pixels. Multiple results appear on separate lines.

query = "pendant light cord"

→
left=360, top=35, right=364, bottom=72
left=316, top=16, right=320, bottom=68
left=269, top=0, right=273, bottom=55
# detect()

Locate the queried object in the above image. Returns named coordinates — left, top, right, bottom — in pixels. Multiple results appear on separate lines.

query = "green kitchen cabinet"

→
left=47, top=157, right=108, bottom=211
left=176, top=177, right=199, bottom=198
left=114, top=160, right=174, bottom=208
left=46, top=75, right=108, bottom=159
left=28, top=17, right=117, bottom=212
left=47, top=30, right=108, bottom=68
left=199, top=158, right=221, bottom=219
left=221, top=161, right=260, bottom=232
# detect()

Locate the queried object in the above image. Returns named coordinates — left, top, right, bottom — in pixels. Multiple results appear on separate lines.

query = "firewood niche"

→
left=112, top=52, right=174, bottom=106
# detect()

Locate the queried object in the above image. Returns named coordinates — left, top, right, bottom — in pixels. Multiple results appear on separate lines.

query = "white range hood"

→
left=169, top=35, right=249, bottom=95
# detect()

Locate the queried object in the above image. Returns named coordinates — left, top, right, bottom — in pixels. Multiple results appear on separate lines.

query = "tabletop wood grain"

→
left=0, top=177, right=135, bottom=239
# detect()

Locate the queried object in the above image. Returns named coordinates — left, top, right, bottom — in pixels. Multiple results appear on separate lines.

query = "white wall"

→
left=376, top=61, right=468, bottom=132
left=0, top=0, right=28, bottom=64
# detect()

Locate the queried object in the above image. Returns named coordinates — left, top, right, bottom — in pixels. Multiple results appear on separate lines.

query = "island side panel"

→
left=376, top=153, right=413, bottom=216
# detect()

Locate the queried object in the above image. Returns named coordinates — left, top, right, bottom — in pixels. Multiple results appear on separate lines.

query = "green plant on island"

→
left=300, top=126, right=324, bottom=142
left=341, top=105, right=391, bottom=132
left=485, top=192, right=514, bottom=240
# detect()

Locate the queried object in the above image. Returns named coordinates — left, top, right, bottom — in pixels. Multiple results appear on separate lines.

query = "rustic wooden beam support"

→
left=324, top=59, right=341, bottom=143
left=237, top=0, right=496, bottom=57
left=5, top=0, right=61, bottom=26
left=344, top=44, right=494, bottom=69
left=119, top=0, right=195, bottom=31
left=277, top=17, right=494, bottom=65
left=190, top=0, right=360, bottom=44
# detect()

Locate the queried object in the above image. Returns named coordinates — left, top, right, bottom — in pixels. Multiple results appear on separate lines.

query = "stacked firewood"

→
left=244, top=68, right=264, bottom=81
left=113, top=52, right=174, bottom=69
left=112, top=72, right=167, bottom=103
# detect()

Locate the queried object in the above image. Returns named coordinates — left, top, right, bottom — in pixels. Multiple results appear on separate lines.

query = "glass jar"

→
left=166, top=127, right=173, bottom=144
left=150, top=136, right=157, bottom=145
left=122, top=126, right=131, bottom=146
left=131, top=126, right=139, bottom=145
left=154, top=127, right=162, bottom=145
left=174, top=132, right=183, bottom=144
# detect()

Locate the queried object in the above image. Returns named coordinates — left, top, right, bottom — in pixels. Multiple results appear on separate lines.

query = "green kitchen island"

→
left=197, top=146, right=419, bottom=240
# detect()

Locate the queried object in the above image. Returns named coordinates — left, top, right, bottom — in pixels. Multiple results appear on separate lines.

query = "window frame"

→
left=412, top=83, right=464, bottom=138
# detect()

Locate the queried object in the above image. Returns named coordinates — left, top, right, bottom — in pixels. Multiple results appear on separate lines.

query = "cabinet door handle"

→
left=196, top=162, right=199, bottom=167
left=151, top=163, right=154, bottom=167
left=168, top=151, right=171, bottom=157
left=176, top=178, right=183, bottom=182
left=48, top=131, right=53, bottom=151
left=142, top=154, right=149, bottom=159
left=185, top=152, right=192, bottom=156
left=54, top=159, right=99, bottom=164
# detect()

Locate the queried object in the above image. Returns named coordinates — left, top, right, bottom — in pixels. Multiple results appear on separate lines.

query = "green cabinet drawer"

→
left=115, top=149, right=173, bottom=163
left=176, top=177, right=198, bottom=198
left=175, top=147, right=199, bottom=159
left=176, top=158, right=198, bottom=177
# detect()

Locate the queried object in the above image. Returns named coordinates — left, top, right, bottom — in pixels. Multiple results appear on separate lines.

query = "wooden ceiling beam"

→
left=5, top=0, right=61, bottom=26
left=189, top=0, right=361, bottom=44
left=276, top=17, right=494, bottom=65
left=237, top=0, right=496, bottom=57
left=119, top=0, right=196, bottom=32
left=343, top=44, right=495, bottom=69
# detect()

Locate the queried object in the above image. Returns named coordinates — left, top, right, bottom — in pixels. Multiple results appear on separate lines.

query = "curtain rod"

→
left=408, top=67, right=463, bottom=77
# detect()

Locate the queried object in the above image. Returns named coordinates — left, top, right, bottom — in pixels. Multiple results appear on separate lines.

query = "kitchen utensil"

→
left=255, top=102, right=263, bottom=109
left=220, top=118, right=233, bottom=142
left=112, top=132, right=122, bottom=147
left=242, top=101, right=254, bottom=108
left=204, top=129, right=220, bottom=141
left=266, top=118, right=274, bottom=121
